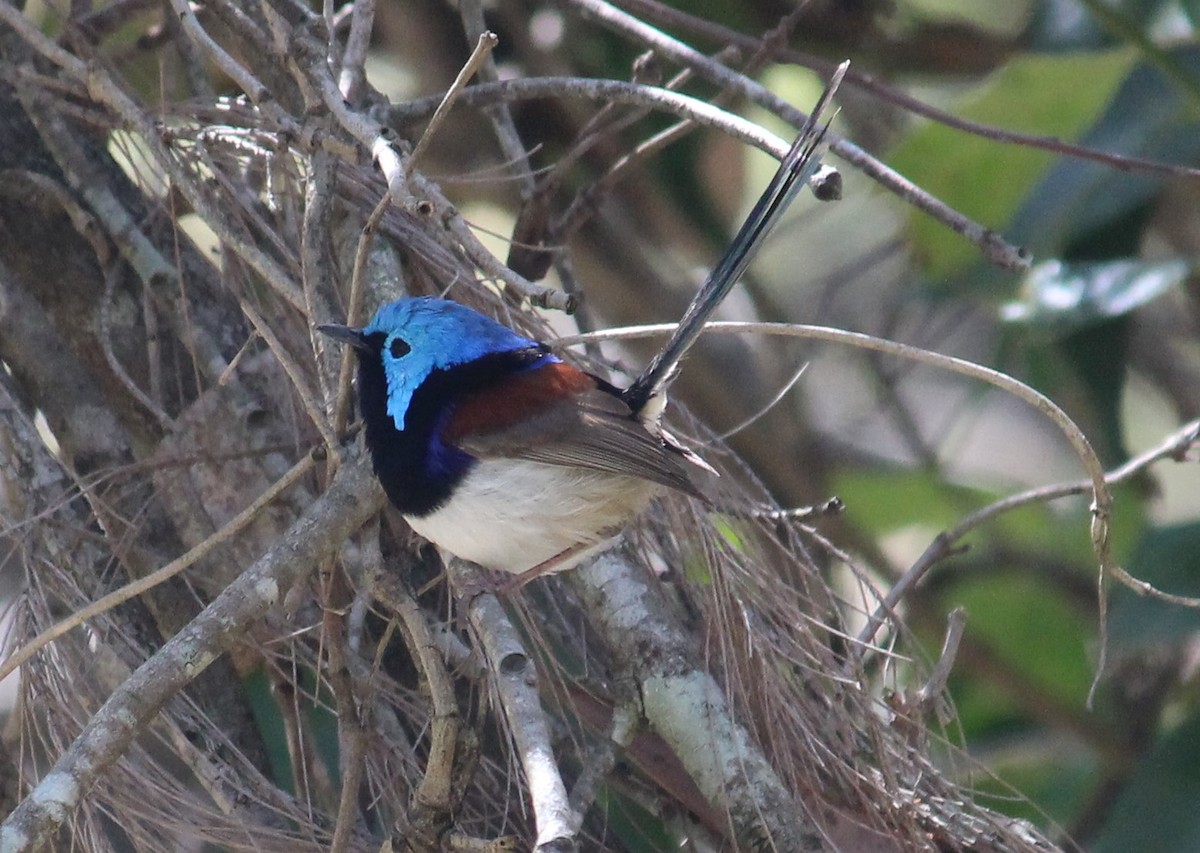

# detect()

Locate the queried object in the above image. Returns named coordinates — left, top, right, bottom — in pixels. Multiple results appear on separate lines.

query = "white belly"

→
left=405, top=459, right=661, bottom=574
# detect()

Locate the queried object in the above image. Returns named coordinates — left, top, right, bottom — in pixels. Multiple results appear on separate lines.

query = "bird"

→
left=317, top=63, right=846, bottom=584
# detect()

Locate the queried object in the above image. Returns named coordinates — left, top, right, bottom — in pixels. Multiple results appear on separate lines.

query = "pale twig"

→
left=0, top=456, right=384, bottom=852
left=389, top=583, right=465, bottom=834
left=555, top=4, right=815, bottom=245
left=752, top=497, right=844, bottom=523
left=406, top=30, right=499, bottom=175
left=458, top=1, right=537, bottom=197
left=412, top=167, right=577, bottom=310
left=0, top=451, right=317, bottom=684
left=238, top=295, right=340, bottom=455
left=283, top=27, right=573, bottom=312
left=515, top=0, right=1033, bottom=269
left=322, top=568, right=365, bottom=853
left=389, top=77, right=830, bottom=169
left=852, top=416, right=1200, bottom=665
left=614, top=0, right=1200, bottom=181
left=337, top=0, right=375, bottom=100
left=446, top=558, right=576, bottom=848
left=164, top=0, right=269, bottom=104
left=914, top=607, right=966, bottom=725
left=302, top=150, right=342, bottom=417
left=569, top=546, right=827, bottom=851
left=711, top=362, right=807, bottom=443
left=332, top=190, right=395, bottom=438
left=103, top=76, right=310, bottom=312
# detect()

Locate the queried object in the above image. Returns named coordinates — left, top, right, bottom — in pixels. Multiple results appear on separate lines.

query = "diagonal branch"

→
left=0, top=453, right=384, bottom=852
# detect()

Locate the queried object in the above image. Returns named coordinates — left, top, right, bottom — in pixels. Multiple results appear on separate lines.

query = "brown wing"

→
left=443, top=362, right=707, bottom=499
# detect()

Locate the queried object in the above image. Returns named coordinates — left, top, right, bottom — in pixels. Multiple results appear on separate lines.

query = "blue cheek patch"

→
left=380, top=342, right=438, bottom=431
left=365, top=297, right=538, bottom=431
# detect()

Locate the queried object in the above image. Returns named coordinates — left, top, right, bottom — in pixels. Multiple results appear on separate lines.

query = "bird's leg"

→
left=496, top=542, right=592, bottom=594
left=497, top=527, right=624, bottom=594
left=446, top=567, right=507, bottom=602
left=449, top=544, right=594, bottom=601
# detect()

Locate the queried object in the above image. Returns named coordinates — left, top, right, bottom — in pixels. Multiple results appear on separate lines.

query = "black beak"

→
left=316, top=323, right=370, bottom=351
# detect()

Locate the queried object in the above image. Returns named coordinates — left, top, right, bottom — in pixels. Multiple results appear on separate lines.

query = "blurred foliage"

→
left=891, top=49, right=1136, bottom=276
left=3, top=0, right=1199, bottom=849
left=371, top=0, right=1200, bottom=846
left=797, top=1, right=1200, bottom=849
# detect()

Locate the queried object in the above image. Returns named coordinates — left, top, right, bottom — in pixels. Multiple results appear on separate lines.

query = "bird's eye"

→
left=389, top=337, right=411, bottom=359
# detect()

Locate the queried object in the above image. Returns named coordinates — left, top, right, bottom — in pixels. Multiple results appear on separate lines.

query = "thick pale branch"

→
left=570, top=545, right=828, bottom=852
left=0, top=454, right=384, bottom=852
left=448, top=560, right=576, bottom=850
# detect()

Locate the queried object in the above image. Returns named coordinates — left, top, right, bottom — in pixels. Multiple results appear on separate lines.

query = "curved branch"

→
left=854, top=416, right=1200, bottom=661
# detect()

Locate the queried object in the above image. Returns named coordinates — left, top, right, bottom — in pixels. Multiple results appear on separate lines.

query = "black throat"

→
left=355, top=336, right=549, bottom=517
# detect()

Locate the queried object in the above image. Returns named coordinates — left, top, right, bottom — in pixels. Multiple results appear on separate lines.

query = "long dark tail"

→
left=623, top=61, right=848, bottom=416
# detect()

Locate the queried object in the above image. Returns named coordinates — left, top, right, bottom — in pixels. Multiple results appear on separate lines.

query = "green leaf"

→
left=1184, top=0, right=1200, bottom=28
left=890, top=49, right=1135, bottom=276
left=833, top=468, right=993, bottom=533
left=901, top=0, right=1033, bottom=37
left=1002, top=259, right=1188, bottom=328
left=1027, top=0, right=1178, bottom=51
left=594, top=785, right=681, bottom=851
left=970, top=742, right=1098, bottom=828
left=1009, top=45, right=1200, bottom=258
left=243, top=671, right=296, bottom=794
left=948, top=575, right=1094, bottom=707
left=1109, top=522, right=1200, bottom=653
left=1093, top=712, right=1200, bottom=853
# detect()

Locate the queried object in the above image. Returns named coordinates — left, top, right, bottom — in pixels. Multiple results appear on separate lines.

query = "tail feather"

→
left=623, top=61, right=848, bottom=417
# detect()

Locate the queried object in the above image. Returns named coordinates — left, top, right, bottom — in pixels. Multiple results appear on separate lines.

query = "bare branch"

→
left=0, top=455, right=384, bottom=852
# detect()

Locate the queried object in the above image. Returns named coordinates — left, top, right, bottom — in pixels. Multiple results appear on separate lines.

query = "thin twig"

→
left=302, top=149, right=343, bottom=423
left=389, top=582, right=465, bottom=833
left=101, top=264, right=175, bottom=430
left=914, top=607, right=966, bottom=724
left=852, top=416, right=1200, bottom=663
left=710, top=362, right=807, bottom=443
left=281, top=27, right=574, bottom=311
left=389, top=77, right=830, bottom=169
left=0, top=456, right=384, bottom=851
left=337, top=0, right=375, bottom=100
left=446, top=558, right=576, bottom=848
left=332, top=190, right=395, bottom=438
left=612, top=0, right=1200, bottom=181
left=0, top=451, right=318, bottom=684
left=323, top=565, right=366, bottom=853
left=558, top=0, right=1030, bottom=270
left=458, top=2, right=538, bottom=198
left=554, top=2, right=815, bottom=246
left=556, top=321, right=1186, bottom=682
left=406, top=30, right=499, bottom=175
left=238, top=295, right=340, bottom=454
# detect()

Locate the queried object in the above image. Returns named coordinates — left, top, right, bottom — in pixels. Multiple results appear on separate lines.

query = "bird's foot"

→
left=450, top=567, right=509, bottom=603
left=496, top=528, right=622, bottom=594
